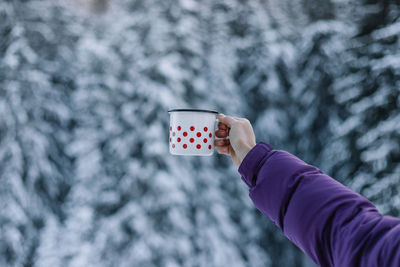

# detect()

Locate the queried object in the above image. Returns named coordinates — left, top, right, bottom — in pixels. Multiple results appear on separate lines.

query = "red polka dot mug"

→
left=168, top=109, right=219, bottom=156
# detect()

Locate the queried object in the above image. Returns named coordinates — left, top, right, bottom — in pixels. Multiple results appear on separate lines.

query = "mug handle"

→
left=214, top=114, right=227, bottom=140
left=214, top=116, right=219, bottom=140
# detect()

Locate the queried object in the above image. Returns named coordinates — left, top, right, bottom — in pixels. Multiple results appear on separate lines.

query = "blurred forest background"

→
left=0, top=0, right=399, bottom=266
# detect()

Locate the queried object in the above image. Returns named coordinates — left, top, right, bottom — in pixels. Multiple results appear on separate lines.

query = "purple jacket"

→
left=239, top=142, right=400, bottom=267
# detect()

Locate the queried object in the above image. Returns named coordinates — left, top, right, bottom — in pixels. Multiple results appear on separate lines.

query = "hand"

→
left=214, top=114, right=256, bottom=167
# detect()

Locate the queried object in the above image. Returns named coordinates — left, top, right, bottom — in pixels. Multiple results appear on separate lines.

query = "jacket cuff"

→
left=238, top=142, right=273, bottom=188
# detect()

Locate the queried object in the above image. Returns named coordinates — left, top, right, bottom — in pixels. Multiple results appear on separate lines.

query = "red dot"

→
left=183, top=144, right=187, bottom=149
left=172, top=144, right=175, bottom=148
left=209, top=133, right=212, bottom=138
left=169, top=138, right=171, bottom=142
left=177, top=126, right=181, bottom=131
left=196, top=132, right=202, bottom=137
left=203, top=138, right=207, bottom=143
left=170, top=126, right=172, bottom=131
left=204, top=127, right=208, bottom=132
left=172, top=132, right=176, bottom=136
left=183, top=132, right=188, bottom=137
left=196, top=144, right=201, bottom=149
left=177, top=137, right=181, bottom=142
left=190, top=126, right=195, bottom=131
left=190, top=138, right=194, bottom=143
left=208, top=145, right=212, bottom=150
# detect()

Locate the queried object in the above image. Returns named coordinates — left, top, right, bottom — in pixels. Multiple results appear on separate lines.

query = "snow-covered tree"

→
left=38, top=1, right=271, bottom=266
left=1, top=0, right=398, bottom=266
left=289, top=0, right=400, bottom=218
left=0, top=1, right=78, bottom=265
left=322, top=1, right=400, bottom=216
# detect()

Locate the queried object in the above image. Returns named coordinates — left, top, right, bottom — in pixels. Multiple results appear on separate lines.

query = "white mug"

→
left=168, top=109, right=219, bottom=156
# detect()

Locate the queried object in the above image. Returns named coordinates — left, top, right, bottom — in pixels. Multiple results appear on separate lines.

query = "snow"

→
left=361, top=141, right=396, bottom=162
left=371, top=20, right=400, bottom=39
left=180, top=0, right=198, bottom=11
left=337, top=116, right=361, bottom=136
left=372, top=53, right=400, bottom=71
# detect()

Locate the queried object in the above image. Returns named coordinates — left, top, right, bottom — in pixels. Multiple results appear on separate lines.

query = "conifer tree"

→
left=0, top=1, right=77, bottom=265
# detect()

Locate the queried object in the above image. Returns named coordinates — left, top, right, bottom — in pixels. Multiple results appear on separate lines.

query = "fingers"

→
left=215, top=139, right=230, bottom=147
left=218, top=114, right=237, bottom=128
left=217, top=121, right=229, bottom=138
left=218, top=122, right=227, bottom=130
left=216, top=146, right=230, bottom=155
left=215, top=129, right=228, bottom=138
left=215, top=138, right=230, bottom=155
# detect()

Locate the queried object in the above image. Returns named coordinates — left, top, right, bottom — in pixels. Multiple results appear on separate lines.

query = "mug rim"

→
left=168, top=108, right=218, bottom=114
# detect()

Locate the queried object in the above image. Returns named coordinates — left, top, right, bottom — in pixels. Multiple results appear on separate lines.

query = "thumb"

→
left=218, top=114, right=236, bottom=128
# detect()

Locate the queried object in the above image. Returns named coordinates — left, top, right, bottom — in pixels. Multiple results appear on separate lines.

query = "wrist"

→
left=238, top=142, right=256, bottom=165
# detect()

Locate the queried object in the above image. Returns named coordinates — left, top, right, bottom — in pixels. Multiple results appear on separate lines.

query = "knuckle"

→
left=242, top=119, right=251, bottom=126
left=239, top=120, right=248, bottom=126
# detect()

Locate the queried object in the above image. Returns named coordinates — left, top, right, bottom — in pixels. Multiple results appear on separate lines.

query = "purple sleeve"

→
left=239, top=142, right=400, bottom=267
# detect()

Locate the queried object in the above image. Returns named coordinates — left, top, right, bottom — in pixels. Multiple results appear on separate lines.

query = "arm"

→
left=214, top=114, right=400, bottom=267
left=239, top=143, right=400, bottom=267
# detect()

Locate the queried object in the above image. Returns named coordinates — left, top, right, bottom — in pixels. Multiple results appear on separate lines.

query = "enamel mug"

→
left=168, top=109, right=219, bottom=156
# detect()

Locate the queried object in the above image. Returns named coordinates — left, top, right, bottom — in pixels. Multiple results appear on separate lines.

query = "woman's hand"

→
left=214, top=114, right=256, bottom=166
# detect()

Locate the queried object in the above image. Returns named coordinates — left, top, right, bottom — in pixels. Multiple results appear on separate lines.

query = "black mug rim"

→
left=168, top=109, right=219, bottom=114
